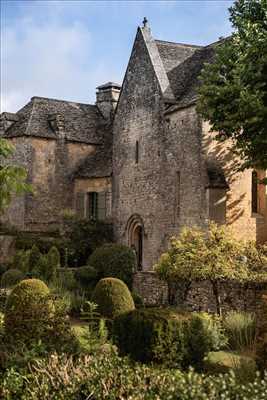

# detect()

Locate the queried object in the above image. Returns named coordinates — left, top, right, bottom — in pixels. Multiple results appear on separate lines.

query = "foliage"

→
left=46, top=246, right=60, bottom=281
left=28, top=245, right=41, bottom=273
left=88, top=243, right=136, bottom=288
left=80, top=301, right=109, bottom=352
left=256, top=293, right=267, bottom=370
left=113, top=308, right=188, bottom=366
left=0, top=138, right=32, bottom=214
left=223, top=311, right=256, bottom=351
left=131, top=290, right=144, bottom=308
left=185, top=312, right=228, bottom=371
left=113, top=309, right=226, bottom=369
left=12, top=250, right=31, bottom=274
left=4, top=279, right=51, bottom=343
left=204, top=351, right=256, bottom=381
left=0, top=289, right=10, bottom=313
left=154, top=223, right=257, bottom=314
left=61, top=217, right=113, bottom=267
left=92, top=277, right=135, bottom=319
left=1, top=269, right=24, bottom=288
left=2, top=352, right=267, bottom=400
left=197, top=0, right=267, bottom=171
left=74, top=265, right=98, bottom=289
left=0, top=263, right=8, bottom=278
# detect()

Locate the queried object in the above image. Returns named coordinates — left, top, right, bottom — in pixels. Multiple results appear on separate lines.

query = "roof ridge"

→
left=140, top=27, right=175, bottom=101
left=25, top=98, right=35, bottom=136
left=155, top=39, right=203, bottom=48
left=31, top=96, right=96, bottom=108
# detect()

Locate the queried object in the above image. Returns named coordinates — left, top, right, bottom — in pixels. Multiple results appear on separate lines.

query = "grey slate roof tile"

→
left=3, top=96, right=104, bottom=144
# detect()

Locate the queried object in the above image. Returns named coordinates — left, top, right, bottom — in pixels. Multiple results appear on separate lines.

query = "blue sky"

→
left=1, top=0, right=234, bottom=112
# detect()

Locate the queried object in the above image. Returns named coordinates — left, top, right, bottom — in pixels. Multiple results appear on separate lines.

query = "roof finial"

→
left=143, top=17, right=148, bottom=28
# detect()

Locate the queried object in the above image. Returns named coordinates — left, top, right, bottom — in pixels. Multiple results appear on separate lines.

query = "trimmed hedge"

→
left=113, top=308, right=187, bottom=366
left=88, top=244, right=136, bottom=288
left=92, top=277, right=135, bottom=319
left=1, top=269, right=24, bottom=288
left=113, top=309, right=226, bottom=368
left=74, top=266, right=98, bottom=288
left=4, top=279, right=51, bottom=342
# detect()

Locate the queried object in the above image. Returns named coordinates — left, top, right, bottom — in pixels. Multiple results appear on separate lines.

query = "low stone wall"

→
left=133, top=271, right=168, bottom=306
left=133, top=271, right=267, bottom=314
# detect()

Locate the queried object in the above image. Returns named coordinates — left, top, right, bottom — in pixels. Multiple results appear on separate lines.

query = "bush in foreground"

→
left=1, top=352, right=267, bottom=400
left=4, top=279, right=51, bottom=342
left=88, top=244, right=136, bottom=288
left=92, top=277, right=135, bottom=319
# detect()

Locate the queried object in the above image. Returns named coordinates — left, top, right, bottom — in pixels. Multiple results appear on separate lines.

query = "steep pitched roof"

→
left=140, top=26, right=175, bottom=102
left=155, top=40, right=202, bottom=73
left=3, top=96, right=105, bottom=144
left=155, top=38, right=217, bottom=109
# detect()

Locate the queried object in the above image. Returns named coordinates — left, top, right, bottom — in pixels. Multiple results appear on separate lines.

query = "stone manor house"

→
left=1, top=21, right=267, bottom=270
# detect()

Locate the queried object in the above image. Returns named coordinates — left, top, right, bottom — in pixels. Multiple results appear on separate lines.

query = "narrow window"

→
left=252, top=171, right=258, bottom=213
left=88, top=192, right=98, bottom=220
left=88, top=191, right=107, bottom=220
left=135, top=141, right=139, bottom=164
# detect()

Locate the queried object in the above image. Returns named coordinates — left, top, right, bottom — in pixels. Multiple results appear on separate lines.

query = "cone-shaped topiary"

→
left=1, top=268, right=24, bottom=288
left=5, top=278, right=51, bottom=342
left=92, top=277, right=135, bottom=319
left=47, top=246, right=60, bottom=281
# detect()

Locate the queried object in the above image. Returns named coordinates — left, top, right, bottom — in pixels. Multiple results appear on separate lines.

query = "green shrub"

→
left=28, top=245, right=41, bottom=272
left=185, top=312, right=227, bottom=370
left=32, top=254, right=49, bottom=280
left=0, top=289, right=10, bottom=312
left=223, top=311, right=256, bottom=351
left=75, top=266, right=98, bottom=287
left=131, top=290, right=144, bottom=308
left=0, top=264, right=7, bottom=278
left=256, top=294, right=267, bottom=370
left=92, top=277, right=135, bottom=319
left=113, top=308, right=188, bottom=366
left=204, top=351, right=256, bottom=380
left=1, top=269, right=24, bottom=288
left=1, top=352, right=267, bottom=399
left=4, top=279, right=51, bottom=343
left=88, top=244, right=136, bottom=288
left=46, top=246, right=60, bottom=281
left=56, top=269, right=78, bottom=291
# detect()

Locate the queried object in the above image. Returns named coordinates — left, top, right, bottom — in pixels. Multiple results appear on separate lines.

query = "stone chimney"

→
left=96, top=82, right=121, bottom=120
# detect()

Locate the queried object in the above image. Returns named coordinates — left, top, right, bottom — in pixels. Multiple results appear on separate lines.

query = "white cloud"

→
left=1, top=15, right=107, bottom=112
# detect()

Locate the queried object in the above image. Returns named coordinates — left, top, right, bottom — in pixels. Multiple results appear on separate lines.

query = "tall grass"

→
left=223, top=311, right=256, bottom=352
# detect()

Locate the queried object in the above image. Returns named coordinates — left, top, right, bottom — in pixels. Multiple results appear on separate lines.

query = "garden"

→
left=1, top=220, right=267, bottom=399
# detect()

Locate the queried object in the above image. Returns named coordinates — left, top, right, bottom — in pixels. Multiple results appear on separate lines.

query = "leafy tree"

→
left=154, top=223, right=252, bottom=315
left=0, top=138, right=32, bottom=213
left=198, top=0, right=267, bottom=173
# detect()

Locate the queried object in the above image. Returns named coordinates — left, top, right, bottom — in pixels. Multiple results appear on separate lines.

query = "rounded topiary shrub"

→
left=4, top=279, right=51, bottom=342
left=92, top=277, right=135, bottom=319
left=113, top=308, right=187, bottom=366
left=1, top=269, right=24, bottom=288
left=88, top=244, right=136, bottom=288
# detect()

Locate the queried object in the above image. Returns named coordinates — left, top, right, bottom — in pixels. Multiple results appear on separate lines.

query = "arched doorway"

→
left=127, top=215, right=144, bottom=271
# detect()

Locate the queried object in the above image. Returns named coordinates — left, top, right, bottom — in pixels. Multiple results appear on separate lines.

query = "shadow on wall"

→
left=202, top=127, right=267, bottom=244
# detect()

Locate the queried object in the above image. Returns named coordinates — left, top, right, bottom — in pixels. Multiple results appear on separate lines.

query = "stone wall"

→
left=2, top=137, right=95, bottom=232
left=133, top=271, right=168, bottom=306
left=113, top=27, right=207, bottom=270
left=133, top=271, right=267, bottom=315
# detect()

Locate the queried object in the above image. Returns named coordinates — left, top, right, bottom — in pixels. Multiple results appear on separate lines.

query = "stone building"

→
left=1, top=21, right=267, bottom=270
